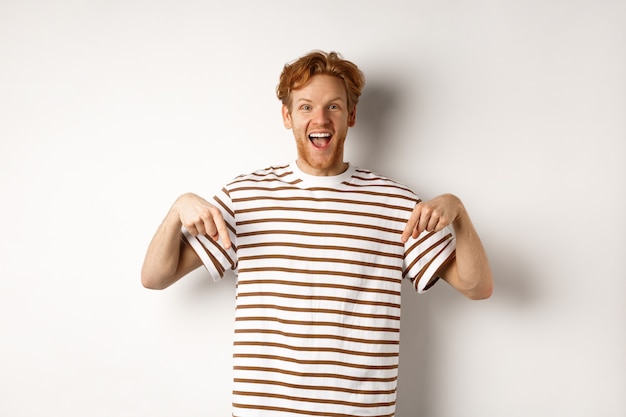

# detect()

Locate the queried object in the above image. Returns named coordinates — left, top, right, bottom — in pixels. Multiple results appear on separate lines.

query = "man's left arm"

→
left=402, top=194, right=493, bottom=300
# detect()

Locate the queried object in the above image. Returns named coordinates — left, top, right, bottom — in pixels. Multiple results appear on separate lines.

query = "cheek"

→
left=292, top=116, right=309, bottom=132
left=333, top=116, right=350, bottom=130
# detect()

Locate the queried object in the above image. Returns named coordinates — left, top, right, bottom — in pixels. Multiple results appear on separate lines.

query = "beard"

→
left=294, top=131, right=347, bottom=175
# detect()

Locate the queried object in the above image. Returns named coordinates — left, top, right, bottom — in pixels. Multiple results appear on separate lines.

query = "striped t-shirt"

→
left=183, top=162, right=456, bottom=417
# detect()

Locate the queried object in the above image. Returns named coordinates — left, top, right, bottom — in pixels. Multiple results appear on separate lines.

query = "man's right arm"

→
left=140, top=193, right=231, bottom=290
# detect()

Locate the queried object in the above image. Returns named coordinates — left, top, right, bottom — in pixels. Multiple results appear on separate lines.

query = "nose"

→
left=312, top=107, right=330, bottom=125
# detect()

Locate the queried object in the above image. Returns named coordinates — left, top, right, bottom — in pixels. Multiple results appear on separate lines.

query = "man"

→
left=142, top=50, right=493, bottom=417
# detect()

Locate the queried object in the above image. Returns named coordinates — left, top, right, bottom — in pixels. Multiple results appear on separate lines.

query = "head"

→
left=277, top=51, right=365, bottom=176
left=277, top=50, right=365, bottom=114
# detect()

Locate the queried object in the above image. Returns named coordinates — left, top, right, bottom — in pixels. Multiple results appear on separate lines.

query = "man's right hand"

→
left=141, top=192, right=231, bottom=289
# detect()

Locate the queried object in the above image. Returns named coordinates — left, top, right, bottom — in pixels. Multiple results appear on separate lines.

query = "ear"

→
left=281, top=104, right=292, bottom=129
left=348, top=106, right=357, bottom=127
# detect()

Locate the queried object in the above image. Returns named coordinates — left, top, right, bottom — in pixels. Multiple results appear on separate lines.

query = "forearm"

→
left=446, top=199, right=493, bottom=299
left=141, top=207, right=185, bottom=290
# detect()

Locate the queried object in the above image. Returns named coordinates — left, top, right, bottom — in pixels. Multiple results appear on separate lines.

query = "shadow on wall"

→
left=486, top=243, right=535, bottom=306
left=395, top=242, right=534, bottom=416
left=178, top=268, right=237, bottom=303
left=350, top=78, right=405, bottom=170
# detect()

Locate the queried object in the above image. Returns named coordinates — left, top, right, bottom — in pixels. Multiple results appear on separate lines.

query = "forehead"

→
left=291, top=74, right=347, bottom=102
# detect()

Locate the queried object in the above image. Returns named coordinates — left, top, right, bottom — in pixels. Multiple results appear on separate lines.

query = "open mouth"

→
left=308, top=132, right=332, bottom=149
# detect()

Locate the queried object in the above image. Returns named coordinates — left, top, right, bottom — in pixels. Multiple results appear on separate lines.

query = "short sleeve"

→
left=181, top=188, right=238, bottom=282
left=403, top=225, right=456, bottom=293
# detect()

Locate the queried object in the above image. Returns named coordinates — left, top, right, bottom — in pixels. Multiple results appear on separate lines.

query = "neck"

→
left=295, top=159, right=349, bottom=176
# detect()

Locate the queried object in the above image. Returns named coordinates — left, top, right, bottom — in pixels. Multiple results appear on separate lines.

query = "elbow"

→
left=466, top=283, right=493, bottom=300
left=464, top=273, right=494, bottom=300
left=141, top=276, right=163, bottom=290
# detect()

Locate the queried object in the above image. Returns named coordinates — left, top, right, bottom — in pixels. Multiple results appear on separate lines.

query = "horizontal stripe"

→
left=236, top=304, right=400, bottom=321
left=237, top=251, right=401, bottom=266
left=237, top=279, right=400, bottom=296
left=237, top=217, right=401, bottom=235
left=233, top=341, right=399, bottom=358
left=233, top=403, right=395, bottom=417
left=237, top=241, right=403, bottom=260
left=236, top=267, right=401, bottom=285
left=233, top=354, right=397, bottom=371
left=233, top=366, right=398, bottom=382
left=234, top=329, right=399, bottom=345
left=236, top=291, right=400, bottom=309
left=231, top=173, right=294, bottom=183
left=234, top=378, right=397, bottom=395
left=233, top=390, right=396, bottom=408
left=232, top=195, right=413, bottom=212
left=237, top=229, right=403, bottom=247
left=231, top=184, right=416, bottom=202
left=235, top=316, right=399, bottom=333
left=236, top=205, right=408, bottom=223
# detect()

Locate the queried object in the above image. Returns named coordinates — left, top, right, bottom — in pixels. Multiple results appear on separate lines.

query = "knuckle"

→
left=211, top=208, right=223, bottom=219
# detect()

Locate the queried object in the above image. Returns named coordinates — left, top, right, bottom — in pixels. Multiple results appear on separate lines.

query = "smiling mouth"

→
left=309, top=132, right=332, bottom=149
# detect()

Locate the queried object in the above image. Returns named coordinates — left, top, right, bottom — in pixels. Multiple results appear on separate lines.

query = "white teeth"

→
left=309, top=132, right=331, bottom=138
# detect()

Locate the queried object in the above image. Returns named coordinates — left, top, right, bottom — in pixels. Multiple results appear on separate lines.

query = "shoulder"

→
left=233, top=164, right=292, bottom=181
left=347, top=167, right=419, bottom=199
left=225, top=163, right=299, bottom=190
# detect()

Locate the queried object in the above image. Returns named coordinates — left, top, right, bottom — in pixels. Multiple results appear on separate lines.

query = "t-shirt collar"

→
left=290, top=160, right=356, bottom=187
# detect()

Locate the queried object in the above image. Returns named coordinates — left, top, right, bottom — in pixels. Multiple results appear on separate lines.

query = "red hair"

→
left=277, top=50, right=365, bottom=111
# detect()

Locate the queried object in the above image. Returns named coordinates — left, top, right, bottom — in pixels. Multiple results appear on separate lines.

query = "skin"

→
left=141, top=74, right=493, bottom=299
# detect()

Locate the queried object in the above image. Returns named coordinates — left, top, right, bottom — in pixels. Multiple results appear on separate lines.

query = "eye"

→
left=300, top=104, right=312, bottom=111
left=328, top=104, right=340, bottom=111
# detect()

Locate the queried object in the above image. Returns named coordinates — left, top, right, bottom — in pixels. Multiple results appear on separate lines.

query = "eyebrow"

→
left=295, top=97, right=345, bottom=104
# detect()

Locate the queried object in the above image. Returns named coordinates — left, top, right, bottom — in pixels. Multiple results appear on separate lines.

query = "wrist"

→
left=443, top=193, right=465, bottom=222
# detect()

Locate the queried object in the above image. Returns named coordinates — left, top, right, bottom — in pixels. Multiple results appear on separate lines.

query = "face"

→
left=282, top=74, right=356, bottom=176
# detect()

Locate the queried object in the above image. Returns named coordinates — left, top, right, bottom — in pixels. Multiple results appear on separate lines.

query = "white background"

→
left=1, top=1, right=624, bottom=416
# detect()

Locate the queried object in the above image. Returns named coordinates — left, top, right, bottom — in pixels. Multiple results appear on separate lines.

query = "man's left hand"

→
left=401, top=194, right=464, bottom=242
